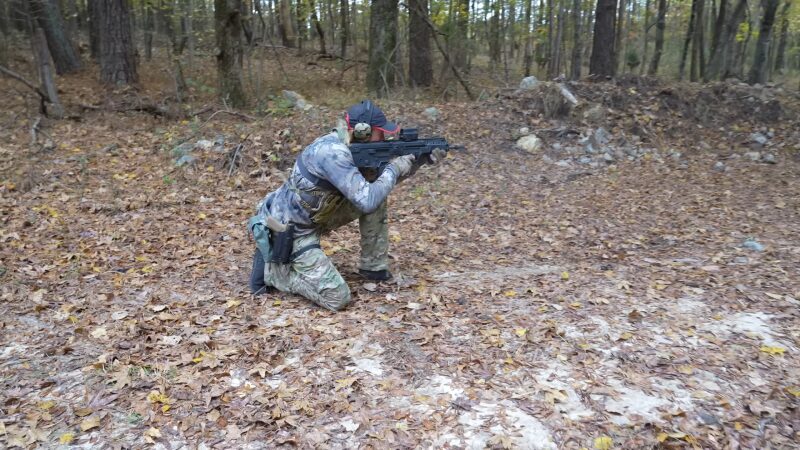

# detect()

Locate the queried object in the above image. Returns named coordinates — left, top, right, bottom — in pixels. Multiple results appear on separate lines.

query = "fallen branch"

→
left=0, top=65, right=48, bottom=100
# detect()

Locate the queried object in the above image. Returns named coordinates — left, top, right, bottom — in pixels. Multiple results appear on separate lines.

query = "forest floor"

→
left=1, top=53, right=800, bottom=449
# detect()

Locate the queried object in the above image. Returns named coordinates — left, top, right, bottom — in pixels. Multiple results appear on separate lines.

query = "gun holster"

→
left=269, top=223, right=295, bottom=264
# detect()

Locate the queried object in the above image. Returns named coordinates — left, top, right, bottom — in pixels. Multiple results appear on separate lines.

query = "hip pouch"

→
left=269, top=224, right=295, bottom=264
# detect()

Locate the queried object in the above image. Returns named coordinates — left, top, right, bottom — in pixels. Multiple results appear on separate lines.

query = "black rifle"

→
left=349, top=128, right=465, bottom=173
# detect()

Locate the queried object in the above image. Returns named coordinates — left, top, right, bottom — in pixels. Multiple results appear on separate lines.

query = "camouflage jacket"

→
left=258, top=132, right=400, bottom=235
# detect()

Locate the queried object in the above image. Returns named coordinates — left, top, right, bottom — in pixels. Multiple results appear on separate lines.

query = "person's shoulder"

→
left=311, top=133, right=351, bottom=159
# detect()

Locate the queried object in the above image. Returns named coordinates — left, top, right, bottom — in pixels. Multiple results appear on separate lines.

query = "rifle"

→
left=349, top=128, right=465, bottom=173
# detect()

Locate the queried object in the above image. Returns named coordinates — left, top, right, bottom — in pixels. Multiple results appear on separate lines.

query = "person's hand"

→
left=429, top=148, right=447, bottom=164
left=388, top=154, right=415, bottom=177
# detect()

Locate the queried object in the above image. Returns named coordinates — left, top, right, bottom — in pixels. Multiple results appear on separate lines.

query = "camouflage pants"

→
left=264, top=201, right=388, bottom=311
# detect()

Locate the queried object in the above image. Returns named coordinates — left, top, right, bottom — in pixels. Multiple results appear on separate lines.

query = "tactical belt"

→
left=295, top=157, right=336, bottom=191
left=291, top=243, right=321, bottom=261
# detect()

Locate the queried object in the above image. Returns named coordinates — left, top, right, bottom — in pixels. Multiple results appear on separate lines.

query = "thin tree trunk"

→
left=613, top=0, right=626, bottom=73
left=340, top=0, right=348, bottom=59
left=33, top=27, right=64, bottom=118
left=523, top=0, right=533, bottom=76
left=570, top=0, right=582, bottom=79
left=748, top=0, right=780, bottom=83
left=549, top=0, right=564, bottom=78
left=589, top=0, right=616, bottom=77
left=647, top=0, right=666, bottom=75
left=309, top=0, right=326, bottom=53
left=640, top=0, right=651, bottom=75
left=215, top=0, right=246, bottom=106
left=772, top=0, right=790, bottom=73
left=690, top=0, right=705, bottom=80
left=679, top=0, right=697, bottom=80
left=87, top=0, right=100, bottom=59
left=144, top=0, right=155, bottom=60
left=705, top=0, right=727, bottom=80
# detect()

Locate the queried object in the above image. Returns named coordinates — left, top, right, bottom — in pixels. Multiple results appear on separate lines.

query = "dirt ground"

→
left=1, top=61, right=800, bottom=449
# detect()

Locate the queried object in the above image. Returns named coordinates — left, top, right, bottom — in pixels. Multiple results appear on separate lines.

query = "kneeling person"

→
left=247, top=100, right=444, bottom=311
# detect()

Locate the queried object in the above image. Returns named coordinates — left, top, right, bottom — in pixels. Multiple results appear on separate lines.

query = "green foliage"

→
left=162, top=175, right=175, bottom=185
left=259, top=95, right=295, bottom=117
left=735, top=22, right=750, bottom=43
left=626, top=50, right=641, bottom=70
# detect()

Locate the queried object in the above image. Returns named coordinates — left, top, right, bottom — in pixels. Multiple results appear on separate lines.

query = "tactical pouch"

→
left=248, top=215, right=272, bottom=262
left=269, top=223, right=295, bottom=264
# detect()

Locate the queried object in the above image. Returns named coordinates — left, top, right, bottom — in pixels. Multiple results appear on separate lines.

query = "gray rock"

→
left=584, top=143, right=597, bottom=154
left=555, top=159, right=572, bottom=167
left=423, top=107, right=440, bottom=121
left=744, top=151, right=761, bottom=161
left=196, top=139, right=214, bottom=151
left=713, top=161, right=726, bottom=172
left=602, top=153, right=615, bottom=163
left=750, top=132, right=768, bottom=146
left=762, top=153, right=777, bottom=164
left=515, top=134, right=543, bottom=153
left=558, top=83, right=579, bottom=106
left=670, top=151, right=682, bottom=160
left=578, top=156, right=593, bottom=164
left=593, top=127, right=612, bottom=146
left=518, top=126, right=530, bottom=136
left=583, top=104, right=605, bottom=122
left=742, top=238, right=765, bottom=252
left=175, top=154, right=198, bottom=167
left=732, top=256, right=749, bottom=265
left=282, top=90, right=312, bottom=111
left=171, top=142, right=194, bottom=157
left=519, top=76, right=540, bottom=90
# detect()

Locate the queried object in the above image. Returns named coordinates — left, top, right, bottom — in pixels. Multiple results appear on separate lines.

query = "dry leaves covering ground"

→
left=1, top=73, right=800, bottom=449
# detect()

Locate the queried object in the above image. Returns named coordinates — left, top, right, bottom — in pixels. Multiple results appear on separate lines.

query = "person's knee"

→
left=320, top=283, right=351, bottom=311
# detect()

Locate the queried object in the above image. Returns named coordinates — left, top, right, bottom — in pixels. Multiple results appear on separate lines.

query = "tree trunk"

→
left=33, top=27, right=64, bottom=118
left=64, top=0, right=79, bottom=42
left=647, top=0, right=666, bottom=75
left=35, top=0, right=81, bottom=74
left=613, top=0, right=626, bottom=73
left=705, top=0, right=727, bottom=80
left=589, top=0, right=616, bottom=77
left=748, top=0, right=780, bottom=83
left=278, top=0, right=295, bottom=46
left=215, top=0, right=246, bottom=106
left=453, top=0, right=469, bottom=69
left=569, top=0, right=582, bottom=79
left=690, top=0, right=705, bottom=80
left=549, top=0, right=564, bottom=78
left=87, top=0, right=101, bottom=59
left=308, top=0, right=326, bottom=53
left=296, top=0, right=306, bottom=51
left=408, top=0, right=432, bottom=86
left=339, top=0, right=348, bottom=59
left=639, top=0, right=650, bottom=75
left=185, top=0, right=195, bottom=66
left=773, top=0, right=790, bottom=73
left=489, top=0, right=501, bottom=63
left=98, top=0, right=137, bottom=84
left=366, top=0, right=398, bottom=96
left=144, top=0, right=155, bottom=60
left=679, top=0, right=697, bottom=80
left=523, top=0, right=533, bottom=76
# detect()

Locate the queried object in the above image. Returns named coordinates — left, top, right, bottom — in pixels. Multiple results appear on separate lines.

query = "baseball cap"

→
left=345, top=100, right=399, bottom=137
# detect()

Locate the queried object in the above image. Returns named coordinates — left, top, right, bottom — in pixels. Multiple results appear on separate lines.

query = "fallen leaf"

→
left=59, top=433, right=75, bottom=444
left=594, top=435, right=613, bottom=449
left=760, top=345, right=786, bottom=356
left=80, top=416, right=101, bottom=431
left=90, top=327, right=108, bottom=339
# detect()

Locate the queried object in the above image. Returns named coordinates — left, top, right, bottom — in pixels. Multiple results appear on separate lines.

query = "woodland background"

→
left=1, top=0, right=800, bottom=449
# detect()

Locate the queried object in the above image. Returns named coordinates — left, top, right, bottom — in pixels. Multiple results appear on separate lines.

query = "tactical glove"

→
left=429, top=148, right=447, bottom=164
left=388, top=154, right=415, bottom=177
